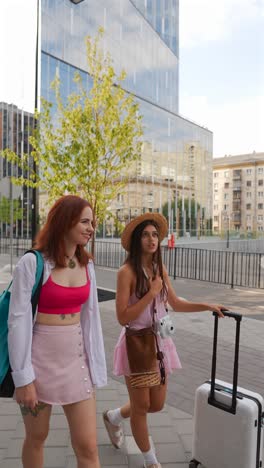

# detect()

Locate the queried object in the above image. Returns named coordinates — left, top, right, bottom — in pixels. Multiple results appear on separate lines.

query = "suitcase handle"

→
left=208, top=310, right=242, bottom=414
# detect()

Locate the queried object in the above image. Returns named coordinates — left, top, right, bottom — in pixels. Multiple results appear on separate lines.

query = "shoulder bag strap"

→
left=151, top=297, right=166, bottom=384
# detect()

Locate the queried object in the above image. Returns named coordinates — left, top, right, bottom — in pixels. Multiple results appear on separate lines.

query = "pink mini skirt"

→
left=31, top=322, right=94, bottom=405
left=113, top=329, right=182, bottom=377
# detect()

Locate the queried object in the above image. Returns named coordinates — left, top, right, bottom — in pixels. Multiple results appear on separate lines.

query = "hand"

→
left=208, top=304, right=228, bottom=318
left=149, top=276, right=163, bottom=298
left=15, top=382, right=38, bottom=410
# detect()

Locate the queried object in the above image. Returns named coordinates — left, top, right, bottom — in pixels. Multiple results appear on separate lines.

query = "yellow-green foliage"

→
left=0, top=196, right=23, bottom=224
left=2, top=29, right=143, bottom=227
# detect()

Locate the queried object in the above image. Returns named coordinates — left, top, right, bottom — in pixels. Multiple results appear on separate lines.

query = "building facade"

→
left=0, top=102, right=34, bottom=238
left=40, top=0, right=213, bottom=237
left=213, top=152, right=264, bottom=236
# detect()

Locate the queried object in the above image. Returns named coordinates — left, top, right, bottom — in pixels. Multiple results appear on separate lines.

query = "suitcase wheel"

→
left=189, top=460, right=200, bottom=468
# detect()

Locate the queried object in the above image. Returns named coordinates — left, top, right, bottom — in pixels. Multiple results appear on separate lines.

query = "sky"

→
left=0, top=0, right=263, bottom=158
left=179, top=0, right=264, bottom=157
left=0, top=0, right=37, bottom=113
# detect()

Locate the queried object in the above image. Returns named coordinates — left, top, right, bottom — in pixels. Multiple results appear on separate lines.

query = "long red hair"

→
left=34, top=195, right=93, bottom=267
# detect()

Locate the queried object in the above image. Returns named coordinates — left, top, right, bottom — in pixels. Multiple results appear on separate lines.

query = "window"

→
left=246, top=204, right=251, bottom=210
left=214, top=194, right=219, bottom=201
left=247, top=226, right=252, bottom=231
left=224, top=204, right=229, bottom=210
left=214, top=172, right=219, bottom=178
left=257, top=215, right=263, bottom=222
left=258, top=203, right=263, bottom=209
left=214, top=183, right=218, bottom=189
left=213, top=204, right=218, bottom=211
left=246, top=168, right=252, bottom=175
left=224, top=183, right=229, bottom=189
left=258, top=180, right=263, bottom=186
left=258, top=167, right=263, bottom=174
left=258, top=226, right=264, bottom=232
left=224, top=171, right=229, bottom=178
left=246, top=192, right=252, bottom=198
left=214, top=216, right=218, bottom=221
left=258, top=192, right=264, bottom=197
left=246, top=215, right=251, bottom=221
left=246, top=181, right=252, bottom=187
left=224, top=193, right=229, bottom=199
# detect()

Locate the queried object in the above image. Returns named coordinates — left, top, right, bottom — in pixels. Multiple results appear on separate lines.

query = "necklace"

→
left=142, top=262, right=157, bottom=280
left=66, top=255, right=76, bottom=269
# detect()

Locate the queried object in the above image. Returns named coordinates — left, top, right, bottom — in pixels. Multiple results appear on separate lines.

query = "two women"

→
left=103, top=213, right=225, bottom=468
left=9, top=202, right=225, bottom=468
left=8, top=195, right=107, bottom=468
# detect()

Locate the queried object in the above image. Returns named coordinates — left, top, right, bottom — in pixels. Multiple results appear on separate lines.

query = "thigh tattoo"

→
left=20, top=402, right=48, bottom=417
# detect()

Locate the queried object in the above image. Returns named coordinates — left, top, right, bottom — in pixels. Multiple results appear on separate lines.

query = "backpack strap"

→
left=24, top=250, right=44, bottom=318
left=4, top=280, right=13, bottom=293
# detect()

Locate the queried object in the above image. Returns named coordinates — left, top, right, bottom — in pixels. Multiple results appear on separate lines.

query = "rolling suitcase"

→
left=190, top=311, right=263, bottom=468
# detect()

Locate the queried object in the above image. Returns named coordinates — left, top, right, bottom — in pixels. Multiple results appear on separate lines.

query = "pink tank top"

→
left=127, top=292, right=166, bottom=329
left=38, top=269, right=90, bottom=314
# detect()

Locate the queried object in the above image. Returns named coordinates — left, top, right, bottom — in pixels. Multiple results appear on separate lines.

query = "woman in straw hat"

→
left=103, top=213, right=226, bottom=468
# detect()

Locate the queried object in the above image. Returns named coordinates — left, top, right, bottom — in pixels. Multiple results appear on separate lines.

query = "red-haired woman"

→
left=8, top=195, right=107, bottom=468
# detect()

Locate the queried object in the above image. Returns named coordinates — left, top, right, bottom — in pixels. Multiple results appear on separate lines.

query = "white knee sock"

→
left=142, top=448, right=158, bottom=465
left=107, top=408, right=125, bottom=426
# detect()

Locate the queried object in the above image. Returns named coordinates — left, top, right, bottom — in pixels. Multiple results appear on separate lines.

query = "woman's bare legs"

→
left=21, top=402, right=52, bottom=468
left=120, top=401, right=130, bottom=418
left=63, top=396, right=100, bottom=468
left=124, top=377, right=167, bottom=452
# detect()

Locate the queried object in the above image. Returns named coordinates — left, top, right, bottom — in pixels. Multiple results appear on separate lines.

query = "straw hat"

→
left=121, top=212, right=168, bottom=251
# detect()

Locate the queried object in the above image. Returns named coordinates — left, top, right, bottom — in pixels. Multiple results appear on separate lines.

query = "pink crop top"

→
left=38, top=271, right=90, bottom=314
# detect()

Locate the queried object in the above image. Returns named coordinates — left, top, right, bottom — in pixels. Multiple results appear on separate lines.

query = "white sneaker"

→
left=103, top=410, right=124, bottom=449
left=143, top=463, right=162, bottom=468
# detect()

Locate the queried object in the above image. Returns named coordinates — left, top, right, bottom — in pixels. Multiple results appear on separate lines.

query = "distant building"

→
left=0, top=102, right=34, bottom=237
left=212, top=152, right=264, bottom=235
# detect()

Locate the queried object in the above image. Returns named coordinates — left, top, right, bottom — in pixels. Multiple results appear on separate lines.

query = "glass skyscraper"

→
left=40, top=0, right=212, bottom=236
left=132, top=0, right=179, bottom=59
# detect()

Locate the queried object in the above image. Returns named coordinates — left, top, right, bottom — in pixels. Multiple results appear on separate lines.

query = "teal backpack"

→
left=0, top=250, right=44, bottom=397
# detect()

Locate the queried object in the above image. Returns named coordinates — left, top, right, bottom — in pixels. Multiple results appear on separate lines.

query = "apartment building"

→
left=213, top=152, right=264, bottom=235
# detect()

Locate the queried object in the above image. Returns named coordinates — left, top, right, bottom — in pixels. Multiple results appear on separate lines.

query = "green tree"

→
left=0, top=196, right=23, bottom=226
left=2, top=29, right=143, bottom=250
left=162, top=198, right=200, bottom=236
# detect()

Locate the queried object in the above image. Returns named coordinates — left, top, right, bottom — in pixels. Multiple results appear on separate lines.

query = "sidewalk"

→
left=0, top=377, right=192, bottom=468
left=1, top=260, right=264, bottom=467
left=1, top=296, right=264, bottom=467
left=0, top=264, right=193, bottom=468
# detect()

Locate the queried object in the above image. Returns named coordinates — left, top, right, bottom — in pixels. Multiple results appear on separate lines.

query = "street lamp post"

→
left=10, top=177, right=14, bottom=274
left=223, top=213, right=231, bottom=248
left=226, top=220, right=230, bottom=248
left=31, top=0, right=39, bottom=242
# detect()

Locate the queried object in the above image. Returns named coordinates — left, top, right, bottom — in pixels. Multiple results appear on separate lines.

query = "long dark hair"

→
left=125, top=220, right=167, bottom=300
left=34, top=195, right=92, bottom=267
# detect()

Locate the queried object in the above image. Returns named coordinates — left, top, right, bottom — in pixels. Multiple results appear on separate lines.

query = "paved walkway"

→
left=0, top=378, right=192, bottom=468
left=0, top=258, right=264, bottom=467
